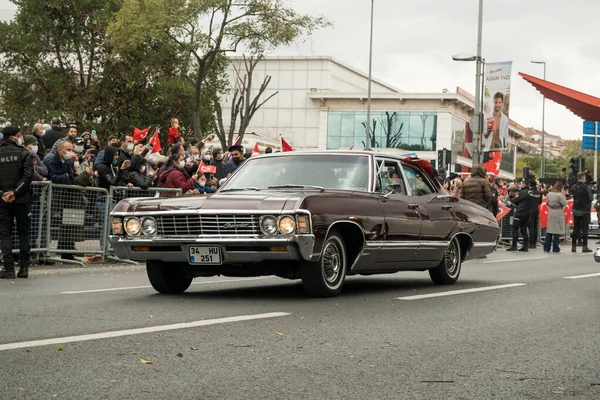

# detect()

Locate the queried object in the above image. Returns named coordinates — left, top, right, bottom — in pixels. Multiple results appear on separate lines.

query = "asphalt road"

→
left=1, top=247, right=600, bottom=400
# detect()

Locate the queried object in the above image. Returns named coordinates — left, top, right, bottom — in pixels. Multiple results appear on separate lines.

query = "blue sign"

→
left=582, top=121, right=599, bottom=150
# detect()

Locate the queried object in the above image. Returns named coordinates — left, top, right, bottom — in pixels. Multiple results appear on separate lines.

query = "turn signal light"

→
left=296, top=215, right=310, bottom=234
left=112, top=218, right=123, bottom=235
left=132, top=246, right=151, bottom=252
left=269, top=246, right=287, bottom=252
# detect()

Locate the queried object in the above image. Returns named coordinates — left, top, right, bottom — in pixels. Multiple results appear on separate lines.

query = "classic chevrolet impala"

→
left=109, top=151, right=500, bottom=297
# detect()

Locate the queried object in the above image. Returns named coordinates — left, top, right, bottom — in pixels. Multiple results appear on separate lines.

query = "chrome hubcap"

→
left=445, top=241, right=459, bottom=277
left=323, top=242, right=342, bottom=284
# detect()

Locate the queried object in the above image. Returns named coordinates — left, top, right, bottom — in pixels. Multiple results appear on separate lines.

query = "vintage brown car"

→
left=109, top=151, right=500, bottom=297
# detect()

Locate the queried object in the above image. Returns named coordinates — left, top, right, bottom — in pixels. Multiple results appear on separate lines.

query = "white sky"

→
left=2, top=0, right=598, bottom=140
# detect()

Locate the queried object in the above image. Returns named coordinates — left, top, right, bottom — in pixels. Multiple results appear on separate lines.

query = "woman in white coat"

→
left=544, top=181, right=567, bottom=253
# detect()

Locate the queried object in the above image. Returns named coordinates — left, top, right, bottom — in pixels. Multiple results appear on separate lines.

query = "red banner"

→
left=133, top=127, right=150, bottom=141
left=198, top=162, right=216, bottom=174
left=149, top=130, right=162, bottom=153
left=483, top=151, right=502, bottom=176
left=496, top=204, right=510, bottom=222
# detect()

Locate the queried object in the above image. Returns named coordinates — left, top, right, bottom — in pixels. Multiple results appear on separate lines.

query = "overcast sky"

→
left=1, top=0, right=598, bottom=140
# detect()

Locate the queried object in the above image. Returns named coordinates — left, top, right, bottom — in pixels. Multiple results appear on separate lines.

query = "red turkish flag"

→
left=496, top=204, right=511, bottom=222
left=252, top=143, right=260, bottom=157
left=281, top=137, right=293, bottom=152
left=564, top=199, right=574, bottom=225
left=167, top=127, right=179, bottom=145
left=133, top=127, right=150, bottom=141
left=198, top=161, right=217, bottom=175
left=539, top=198, right=549, bottom=228
left=483, top=151, right=502, bottom=176
left=149, top=129, right=162, bottom=153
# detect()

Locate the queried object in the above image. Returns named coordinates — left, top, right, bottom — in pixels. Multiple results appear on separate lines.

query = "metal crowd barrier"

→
left=104, top=187, right=183, bottom=262
left=46, top=184, right=111, bottom=265
left=10, top=181, right=52, bottom=258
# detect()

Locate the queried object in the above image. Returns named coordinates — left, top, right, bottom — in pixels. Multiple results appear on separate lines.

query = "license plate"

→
left=188, top=245, right=222, bottom=265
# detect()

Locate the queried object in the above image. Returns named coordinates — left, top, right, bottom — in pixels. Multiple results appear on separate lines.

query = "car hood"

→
left=113, top=190, right=334, bottom=214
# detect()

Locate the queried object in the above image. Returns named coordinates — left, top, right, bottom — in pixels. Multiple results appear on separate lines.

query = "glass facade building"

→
left=327, top=111, right=438, bottom=151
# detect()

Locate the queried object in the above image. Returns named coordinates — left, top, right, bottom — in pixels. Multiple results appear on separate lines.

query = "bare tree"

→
left=213, top=55, right=279, bottom=149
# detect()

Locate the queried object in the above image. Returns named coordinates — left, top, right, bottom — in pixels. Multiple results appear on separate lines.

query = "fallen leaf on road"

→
left=320, top=341, right=327, bottom=345
left=140, top=359, right=154, bottom=365
left=275, top=332, right=284, bottom=336
left=57, top=346, right=64, bottom=351
left=149, top=315, right=154, bottom=319
left=19, top=387, right=24, bottom=391
left=176, top=353, right=183, bottom=357
left=190, top=347, right=200, bottom=351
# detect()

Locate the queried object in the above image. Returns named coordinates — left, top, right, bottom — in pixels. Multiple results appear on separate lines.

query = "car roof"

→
left=251, top=149, right=405, bottom=160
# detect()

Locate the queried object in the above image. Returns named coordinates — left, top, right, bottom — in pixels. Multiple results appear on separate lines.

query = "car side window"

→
left=402, top=165, right=435, bottom=196
left=375, top=159, right=407, bottom=195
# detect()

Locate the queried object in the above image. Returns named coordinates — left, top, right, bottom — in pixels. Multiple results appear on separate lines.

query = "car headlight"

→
left=260, top=216, right=278, bottom=236
left=141, top=217, right=157, bottom=236
left=112, top=217, right=123, bottom=235
left=124, top=217, right=141, bottom=236
left=278, top=216, right=296, bottom=235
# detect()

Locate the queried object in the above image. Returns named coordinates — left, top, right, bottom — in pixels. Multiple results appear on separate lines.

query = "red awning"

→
left=519, top=72, right=600, bottom=121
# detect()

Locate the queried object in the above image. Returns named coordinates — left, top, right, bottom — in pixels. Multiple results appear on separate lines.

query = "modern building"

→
left=221, top=56, right=523, bottom=179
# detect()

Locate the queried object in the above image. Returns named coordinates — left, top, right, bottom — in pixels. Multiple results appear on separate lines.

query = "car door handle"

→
left=408, top=204, right=419, bottom=210
left=442, top=205, right=453, bottom=210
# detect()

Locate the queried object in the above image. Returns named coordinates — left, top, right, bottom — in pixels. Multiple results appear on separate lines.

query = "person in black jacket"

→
left=0, top=127, right=34, bottom=279
left=210, top=148, right=227, bottom=181
left=96, top=146, right=128, bottom=190
left=42, top=118, right=66, bottom=151
left=124, top=155, right=155, bottom=190
left=506, top=179, right=534, bottom=252
left=527, top=180, right=543, bottom=249
left=571, top=171, right=593, bottom=253
left=489, top=178, right=499, bottom=217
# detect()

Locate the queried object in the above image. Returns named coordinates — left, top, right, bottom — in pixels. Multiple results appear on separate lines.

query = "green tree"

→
left=108, top=0, right=329, bottom=139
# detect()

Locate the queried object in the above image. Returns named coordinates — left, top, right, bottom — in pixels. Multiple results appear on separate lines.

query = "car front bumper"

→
left=108, top=235, right=316, bottom=264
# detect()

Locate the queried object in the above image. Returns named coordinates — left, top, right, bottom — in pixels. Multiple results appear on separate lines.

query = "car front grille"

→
left=156, top=214, right=260, bottom=238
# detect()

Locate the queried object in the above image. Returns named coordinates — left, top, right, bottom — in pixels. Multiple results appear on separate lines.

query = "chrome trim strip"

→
left=419, top=241, right=450, bottom=247
left=472, top=241, right=497, bottom=248
left=111, top=209, right=312, bottom=217
left=322, top=220, right=367, bottom=265
left=110, top=235, right=314, bottom=243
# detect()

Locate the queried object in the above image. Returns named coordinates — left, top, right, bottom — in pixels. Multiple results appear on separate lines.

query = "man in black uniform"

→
left=506, top=179, right=534, bottom=252
left=527, top=180, right=543, bottom=249
left=0, top=127, right=34, bottom=279
left=571, top=171, right=593, bottom=253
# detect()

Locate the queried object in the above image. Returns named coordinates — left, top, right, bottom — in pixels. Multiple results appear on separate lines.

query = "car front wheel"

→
left=300, top=232, right=347, bottom=297
left=146, top=260, right=193, bottom=294
left=429, top=236, right=462, bottom=285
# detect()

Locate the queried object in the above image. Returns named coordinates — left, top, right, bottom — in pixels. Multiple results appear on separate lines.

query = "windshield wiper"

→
left=267, top=184, right=325, bottom=192
left=220, top=187, right=261, bottom=192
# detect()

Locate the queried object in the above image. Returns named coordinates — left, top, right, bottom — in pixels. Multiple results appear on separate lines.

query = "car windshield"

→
left=220, top=154, right=371, bottom=192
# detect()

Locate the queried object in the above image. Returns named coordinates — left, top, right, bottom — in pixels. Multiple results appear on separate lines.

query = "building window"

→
left=327, top=111, right=438, bottom=151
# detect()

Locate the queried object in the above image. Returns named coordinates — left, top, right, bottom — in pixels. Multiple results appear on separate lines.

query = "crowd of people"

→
left=19, top=118, right=271, bottom=195
left=442, top=166, right=596, bottom=254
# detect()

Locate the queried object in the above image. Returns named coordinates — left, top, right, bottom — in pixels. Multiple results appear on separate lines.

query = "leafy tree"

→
left=108, top=0, right=329, bottom=138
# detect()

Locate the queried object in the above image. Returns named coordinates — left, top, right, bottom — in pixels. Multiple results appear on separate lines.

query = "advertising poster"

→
left=482, top=61, right=512, bottom=152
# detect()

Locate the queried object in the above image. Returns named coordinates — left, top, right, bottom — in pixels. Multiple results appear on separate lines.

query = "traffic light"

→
left=437, top=148, right=451, bottom=170
left=579, top=157, right=585, bottom=172
left=570, top=157, right=579, bottom=173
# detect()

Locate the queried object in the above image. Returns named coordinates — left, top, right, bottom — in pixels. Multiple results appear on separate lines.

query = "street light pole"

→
left=365, top=0, right=375, bottom=150
left=472, top=0, right=484, bottom=167
left=532, top=61, right=546, bottom=177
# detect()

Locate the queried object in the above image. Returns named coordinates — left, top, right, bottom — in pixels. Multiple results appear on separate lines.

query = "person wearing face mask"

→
left=210, top=148, right=227, bottom=181
left=194, top=174, right=218, bottom=194
left=23, top=135, right=48, bottom=181
left=123, top=155, right=155, bottom=190
left=43, top=139, right=76, bottom=185
left=96, top=146, right=129, bottom=191
left=117, top=134, right=134, bottom=165
left=94, top=136, right=119, bottom=171
left=0, top=127, right=34, bottom=279
left=32, top=123, right=47, bottom=158
left=225, top=144, right=245, bottom=176
left=159, top=154, right=199, bottom=194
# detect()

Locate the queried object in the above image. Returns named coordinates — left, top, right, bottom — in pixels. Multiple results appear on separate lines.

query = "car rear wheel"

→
left=300, top=232, right=347, bottom=297
left=429, top=236, right=462, bottom=285
left=146, top=260, right=193, bottom=294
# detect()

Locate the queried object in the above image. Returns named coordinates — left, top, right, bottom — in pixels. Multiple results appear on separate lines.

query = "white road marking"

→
left=395, top=283, right=526, bottom=301
left=564, top=272, right=600, bottom=280
left=61, top=277, right=273, bottom=294
left=0, top=312, right=290, bottom=351
left=483, top=257, right=548, bottom=264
